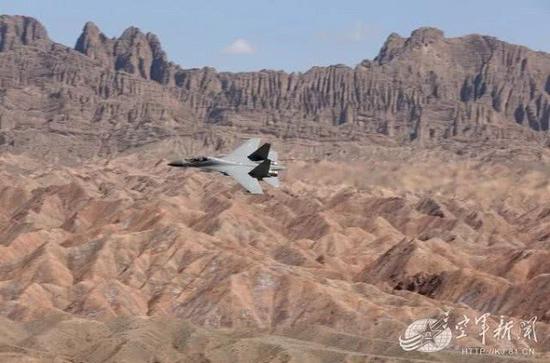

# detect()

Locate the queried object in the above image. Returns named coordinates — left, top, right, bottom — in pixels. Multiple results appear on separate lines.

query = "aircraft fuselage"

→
left=168, top=156, right=284, bottom=177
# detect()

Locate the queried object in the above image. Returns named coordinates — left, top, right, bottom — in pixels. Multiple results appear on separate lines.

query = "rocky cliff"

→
left=0, top=15, right=49, bottom=51
left=0, top=15, right=549, bottom=160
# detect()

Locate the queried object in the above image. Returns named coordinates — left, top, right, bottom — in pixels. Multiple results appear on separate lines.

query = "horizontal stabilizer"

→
left=216, top=165, right=264, bottom=194
left=267, top=150, right=278, bottom=162
left=263, top=176, right=279, bottom=188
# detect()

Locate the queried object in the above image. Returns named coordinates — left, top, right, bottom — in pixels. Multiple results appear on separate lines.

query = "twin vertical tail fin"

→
left=223, top=139, right=281, bottom=191
left=248, top=159, right=271, bottom=179
left=248, top=143, right=271, bottom=161
left=249, top=143, right=280, bottom=187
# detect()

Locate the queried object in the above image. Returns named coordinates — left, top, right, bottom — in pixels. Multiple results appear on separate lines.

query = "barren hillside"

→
left=0, top=14, right=549, bottom=363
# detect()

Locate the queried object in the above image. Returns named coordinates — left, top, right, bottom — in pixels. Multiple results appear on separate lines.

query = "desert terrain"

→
left=0, top=14, right=549, bottom=362
left=0, top=139, right=549, bottom=362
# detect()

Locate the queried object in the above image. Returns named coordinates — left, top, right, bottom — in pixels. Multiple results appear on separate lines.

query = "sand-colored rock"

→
left=0, top=13, right=549, bottom=363
left=0, top=143, right=548, bottom=361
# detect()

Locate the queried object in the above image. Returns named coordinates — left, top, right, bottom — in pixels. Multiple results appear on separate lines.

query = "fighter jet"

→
left=167, top=138, right=283, bottom=194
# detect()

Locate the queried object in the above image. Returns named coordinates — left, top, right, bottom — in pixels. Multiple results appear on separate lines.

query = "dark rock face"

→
left=0, top=15, right=48, bottom=51
left=415, top=198, right=445, bottom=218
left=394, top=272, right=443, bottom=297
left=74, top=21, right=112, bottom=65
left=0, top=15, right=549, bottom=159
left=75, top=22, right=177, bottom=84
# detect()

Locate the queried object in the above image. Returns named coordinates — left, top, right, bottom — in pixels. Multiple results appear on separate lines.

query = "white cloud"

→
left=222, top=38, right=255, bottom=55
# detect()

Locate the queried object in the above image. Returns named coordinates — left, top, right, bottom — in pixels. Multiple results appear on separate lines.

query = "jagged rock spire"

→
left=74, top=22, right=176, bottom=84
left=0, top=15, right=49, bottom=52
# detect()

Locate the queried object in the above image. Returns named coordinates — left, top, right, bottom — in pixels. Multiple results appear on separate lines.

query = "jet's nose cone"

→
left=167, top=160, right=186, bottom=167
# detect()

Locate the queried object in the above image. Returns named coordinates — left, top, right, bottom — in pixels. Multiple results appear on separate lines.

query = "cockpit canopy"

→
left=186, top=156, right=208, bottom=163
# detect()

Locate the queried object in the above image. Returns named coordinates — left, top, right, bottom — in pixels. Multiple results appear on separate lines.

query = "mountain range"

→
left=0, top=15, right=549, bottom=161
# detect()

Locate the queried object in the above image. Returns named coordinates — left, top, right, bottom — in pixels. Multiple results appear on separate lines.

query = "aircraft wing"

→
left=224, top=138, right=261, bottom=162
left=216, top=166, right=263, bottom=194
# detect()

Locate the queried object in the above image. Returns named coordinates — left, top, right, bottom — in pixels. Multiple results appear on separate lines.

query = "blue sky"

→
left=2, top=0, right=549, bottom=72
